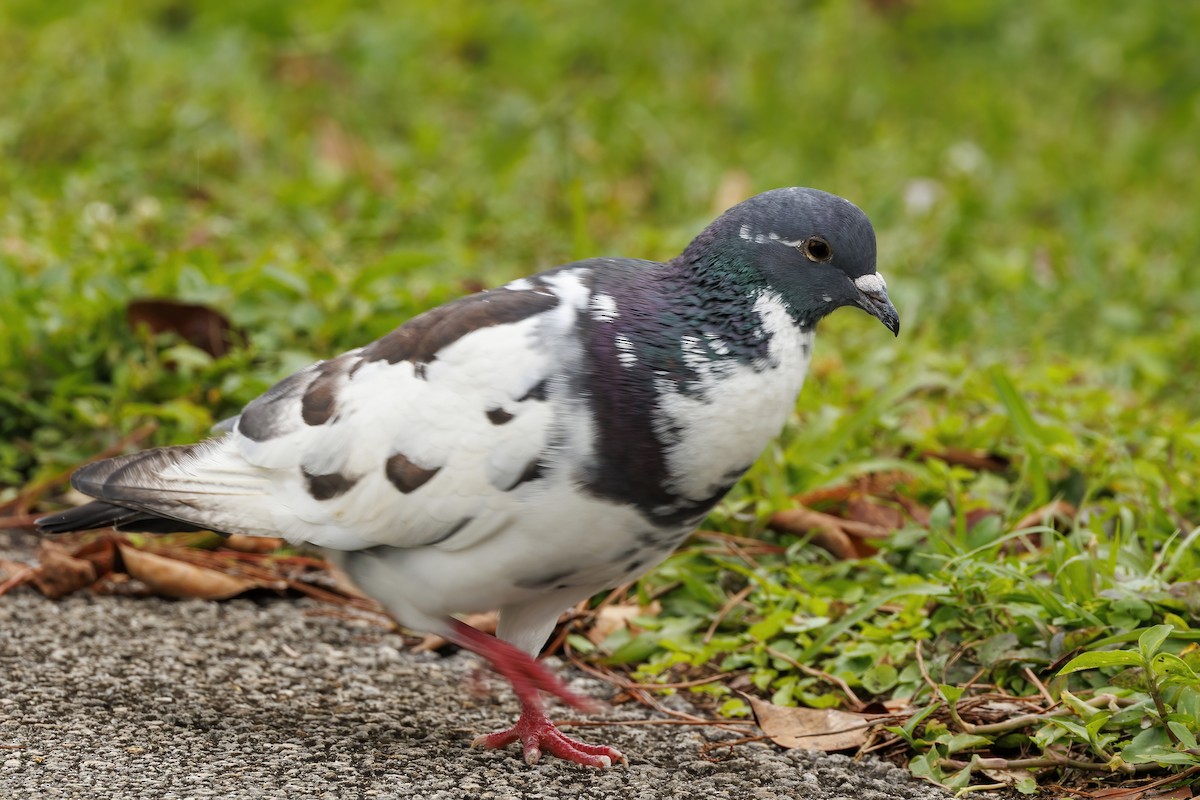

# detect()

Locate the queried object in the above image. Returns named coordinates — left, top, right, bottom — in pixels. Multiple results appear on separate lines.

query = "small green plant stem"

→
left=944, top=693, right=1127, bottom=735
left=1145, top=668, right=1182, bottom=747
left=939, top=755, right=1149, bottom=774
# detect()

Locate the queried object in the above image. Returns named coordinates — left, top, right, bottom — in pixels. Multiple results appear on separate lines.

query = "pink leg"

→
left=445, top=619, right=626, bottom=767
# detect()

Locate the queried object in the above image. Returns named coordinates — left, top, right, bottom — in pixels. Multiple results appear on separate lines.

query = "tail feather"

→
left=38, top=439, right=275, bottom=538
left=35, top=500, right=212, bottom=535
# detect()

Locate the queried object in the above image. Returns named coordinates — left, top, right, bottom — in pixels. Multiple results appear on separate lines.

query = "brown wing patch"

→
left=385, top=453, right=440, bottom=494
left=361, top=286, right=558, bottom=370
left=301, top=353, right=357, bottom=426
left=302, top=468, right=359, bottom=501
left=486, top=407, right=514, bottom=425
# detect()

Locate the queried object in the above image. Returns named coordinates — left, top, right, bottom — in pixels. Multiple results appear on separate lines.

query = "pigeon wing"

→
left=52, top=277, right=587, bottom=552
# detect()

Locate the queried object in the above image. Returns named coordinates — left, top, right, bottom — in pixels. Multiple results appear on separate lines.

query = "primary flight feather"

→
left=38, top=187, right=899, bottom=767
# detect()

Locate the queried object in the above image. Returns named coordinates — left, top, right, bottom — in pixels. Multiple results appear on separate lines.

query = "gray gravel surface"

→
left=0, top=567, right=957, bottom=800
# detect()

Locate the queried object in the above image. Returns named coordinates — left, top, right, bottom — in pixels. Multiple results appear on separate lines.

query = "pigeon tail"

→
left=39, top=440, right=277, bottom=538
left=35, top=500, right=212, bottom=535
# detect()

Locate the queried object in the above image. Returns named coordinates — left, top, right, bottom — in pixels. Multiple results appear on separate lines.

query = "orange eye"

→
left=801, top=236, right=833, bottom=262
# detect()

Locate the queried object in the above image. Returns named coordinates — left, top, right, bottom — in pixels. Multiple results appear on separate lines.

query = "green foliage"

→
left=2, top=0, right=1199, bottom=791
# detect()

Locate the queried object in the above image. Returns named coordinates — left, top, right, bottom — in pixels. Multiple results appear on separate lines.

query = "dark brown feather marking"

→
left=361, top=287, right=558, bottom=372
left=385, top=453, right=440, bottom=494
left=486, top=407, right=514, bottom=425
left=303, top=468, right=359, bottom=501
left=301, top=354, right=357, bottom=426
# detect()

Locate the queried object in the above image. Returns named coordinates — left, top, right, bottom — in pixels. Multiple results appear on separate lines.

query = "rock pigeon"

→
left=37, top=187, right=899, bottom=767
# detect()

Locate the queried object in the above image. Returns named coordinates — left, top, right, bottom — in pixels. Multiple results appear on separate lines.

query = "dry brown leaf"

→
left=71, top=536, right=118, bottom=576
left=0, top=559, right=35, bottom=596
left=845, top=497, right=906, bottom=531
left=586, top=601, right=662, bottom=646
left=920, top=447, right=1010, bottom=473
left=1013, top=499, right=1078, bottom=531
left=769, top=507, right=887, bottom=559
left=224, top=535, right=286, bottom=554
left=118, top=544, right=283, bottom=600
left=30, top=542, right=97, bottom=599
left=126, top=298, right=236, bottom=358
left=747, top=694, right=884, bottom=751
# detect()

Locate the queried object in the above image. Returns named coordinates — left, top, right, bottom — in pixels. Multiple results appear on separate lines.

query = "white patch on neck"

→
left=614, top=334, right=637, bottom=367
left=854, top=273, right=887, bottom=294
left=505, top=277, right=534, bottom=291
left=589, top=293, right=619, bottom=322
left=704, top=331, right=730, bottom=356
left=653, top=291, right=814, bottom=503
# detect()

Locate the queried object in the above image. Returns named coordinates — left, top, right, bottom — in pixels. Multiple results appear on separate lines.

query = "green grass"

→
left=3, top=0, right=1200, bottom=792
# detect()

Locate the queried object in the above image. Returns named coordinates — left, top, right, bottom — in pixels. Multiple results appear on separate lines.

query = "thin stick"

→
left=703, top=584, right=753, bottom=644
left=624, top=673, right=743, bottom=691
left=557, top=718, right=754, bottom=729
left=1023, top=666, right=1055, bottom=707
left=765, top=645, right=865, bottom=711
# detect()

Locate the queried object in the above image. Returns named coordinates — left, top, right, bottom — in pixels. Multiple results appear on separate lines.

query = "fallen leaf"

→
left=117, top=543, right=284, bottom=600
left=224, top=535, right=286, bottom=554
left=586, top=601, right=662, bottom=646
left=1013, top=500, right=1078, bottom=531
left=845, top=497, right=906, bottom=531
left=769, top=506, right=888, bottom=559
left=71, top=536, right=118, bottom=576
left=747, top=694, right=885, bottom=751
left=127, top=298, right=236, bottom=358
left=920, top=447, right=1010, bottom=472
left=793, top=472, right=908, bottom=508
left=0, top=559, right=35, bottom=596
left=30, top=542, right=97, bottom=599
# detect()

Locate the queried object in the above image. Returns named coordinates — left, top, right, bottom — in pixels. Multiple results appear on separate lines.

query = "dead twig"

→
left=703, top=584, right=754, bottom=643
left=765, top=644, right=866, bottom=711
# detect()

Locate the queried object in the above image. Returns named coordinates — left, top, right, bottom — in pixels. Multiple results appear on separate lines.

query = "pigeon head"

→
left=682, top=187, right=899, bottom=336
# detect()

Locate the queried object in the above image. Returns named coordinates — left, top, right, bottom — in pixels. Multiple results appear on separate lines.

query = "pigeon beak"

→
left=853, top=273, right=900, bottom=336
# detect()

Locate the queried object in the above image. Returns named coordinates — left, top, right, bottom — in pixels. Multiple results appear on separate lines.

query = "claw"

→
left=445, top=618, right=625, bottom=767
left=474, top=706, right=625, bottom=768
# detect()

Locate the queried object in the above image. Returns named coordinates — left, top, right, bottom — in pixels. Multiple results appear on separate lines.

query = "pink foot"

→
left=472, top=705, right=626, bottom=767
left=445, top=618, right=626, bottom=768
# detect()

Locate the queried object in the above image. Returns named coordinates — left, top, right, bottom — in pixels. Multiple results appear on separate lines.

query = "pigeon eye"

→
left=801, top=236, right=833, bottom=263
